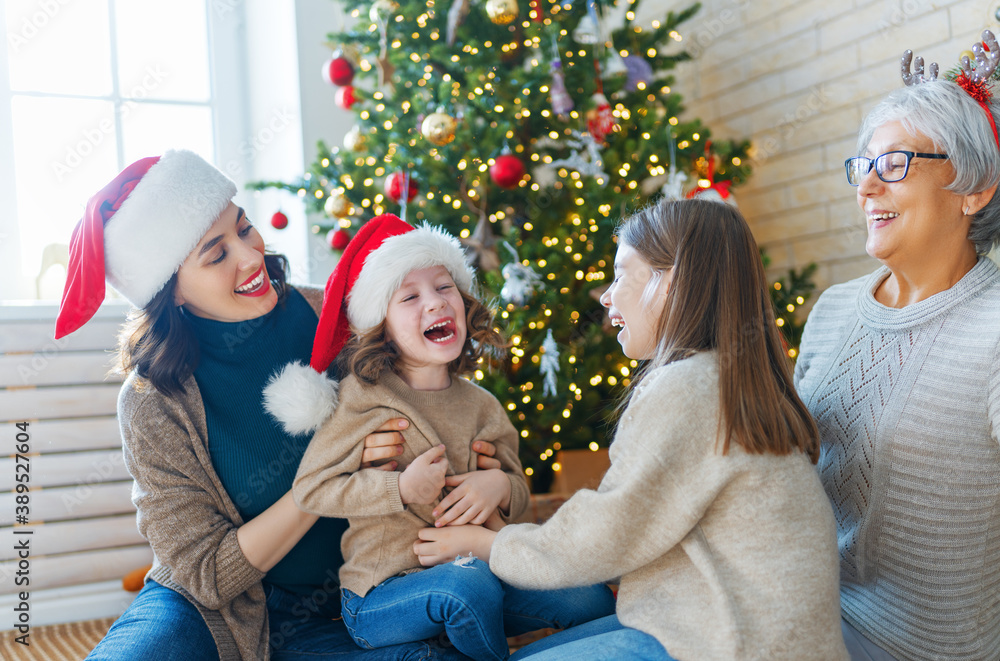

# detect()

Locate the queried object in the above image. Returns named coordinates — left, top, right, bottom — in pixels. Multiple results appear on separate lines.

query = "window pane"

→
left=115, top=1, right=210, bottom=103
left=6, top=0, right=112, bottom=95
left=11, top=96, right=119, bottom=281
left=121, top=103, right=214, bottom=164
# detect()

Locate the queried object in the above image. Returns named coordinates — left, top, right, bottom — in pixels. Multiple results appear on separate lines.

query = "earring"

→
left=964, top=207, right=971, bottom=215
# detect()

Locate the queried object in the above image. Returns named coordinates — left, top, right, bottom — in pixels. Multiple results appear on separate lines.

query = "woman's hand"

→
left=399, top=445, right=449, bottom=505
left=414, top=525, right=497, bottom=566
left=432, top=469, right=510, bottom=527
left=360, top=418, right=408, bottom=470
left=472, top=440, right=501, bottom=470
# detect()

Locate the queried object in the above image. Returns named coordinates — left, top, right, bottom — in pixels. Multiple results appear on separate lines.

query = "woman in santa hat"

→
left=59, top=150, right=497, bottom=661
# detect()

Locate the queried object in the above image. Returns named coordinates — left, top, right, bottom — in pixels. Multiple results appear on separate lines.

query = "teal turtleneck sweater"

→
left=184, top=289, right=347, bottom=599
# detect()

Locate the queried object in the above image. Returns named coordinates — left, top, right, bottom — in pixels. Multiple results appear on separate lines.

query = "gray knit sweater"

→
left=491, top=351, right=848, bottom=661
left=795, top=257, right=1000, bottom=661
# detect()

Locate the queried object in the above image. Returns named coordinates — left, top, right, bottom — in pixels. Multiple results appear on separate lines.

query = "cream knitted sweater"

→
left=490, top=351, right=848, bottom=661
left=293, top=370, right=529, bottom=597
left=795, top=257, right=1000, bottom=661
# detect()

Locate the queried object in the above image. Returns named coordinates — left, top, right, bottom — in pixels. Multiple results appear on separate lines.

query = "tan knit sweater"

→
left=293, top=370, right=529, bottom=597
left=118, top=285, right=325, bottom=661
left=489, top=351, right=849, bottom=661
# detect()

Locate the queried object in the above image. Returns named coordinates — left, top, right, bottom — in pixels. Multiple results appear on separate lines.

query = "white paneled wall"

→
left=0, top=303, right=149, bottom=628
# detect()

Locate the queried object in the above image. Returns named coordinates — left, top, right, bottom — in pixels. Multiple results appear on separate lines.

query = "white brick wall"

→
left=635, top=0, right=995, bottom=296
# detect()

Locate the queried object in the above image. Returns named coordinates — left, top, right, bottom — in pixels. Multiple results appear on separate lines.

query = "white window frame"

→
left=0, top=0, right=251, bottom=301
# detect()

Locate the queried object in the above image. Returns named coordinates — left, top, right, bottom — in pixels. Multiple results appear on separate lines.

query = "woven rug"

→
left=0, top=618, right=547, bottom=659
left=0, top=618, right=113, bottom=660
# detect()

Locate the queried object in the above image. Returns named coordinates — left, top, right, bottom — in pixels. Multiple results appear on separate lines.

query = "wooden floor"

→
left=0, top=618, right=113, bottom=660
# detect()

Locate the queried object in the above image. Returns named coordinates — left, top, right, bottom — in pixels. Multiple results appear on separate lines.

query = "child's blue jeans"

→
left=509, top=614, right=672, bottom=661
left=340, top=558, right=617, bottom=661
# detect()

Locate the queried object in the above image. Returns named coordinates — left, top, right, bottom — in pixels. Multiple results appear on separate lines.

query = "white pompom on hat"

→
left=55, top=150, right=236, bottom=339
left=263, top=213, right=475, bottom=434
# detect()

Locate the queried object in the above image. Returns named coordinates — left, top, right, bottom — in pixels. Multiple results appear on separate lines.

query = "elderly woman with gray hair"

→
left=794, top=32, right=1000, bottom=661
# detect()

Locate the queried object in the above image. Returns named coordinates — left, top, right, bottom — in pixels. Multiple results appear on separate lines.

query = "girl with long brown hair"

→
left=413, top=199, right=849, bottom=661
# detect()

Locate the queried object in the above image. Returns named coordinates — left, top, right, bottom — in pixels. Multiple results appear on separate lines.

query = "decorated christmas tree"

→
left=253, top=0, right=814, bottom=490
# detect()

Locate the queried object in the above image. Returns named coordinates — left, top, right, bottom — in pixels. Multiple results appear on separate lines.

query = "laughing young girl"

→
left=263, top=214, right=614, bottom=661
left=414, top=199, right=850, bottom=661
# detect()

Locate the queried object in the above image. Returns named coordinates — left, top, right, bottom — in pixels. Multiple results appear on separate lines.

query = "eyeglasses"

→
left=844, top=150, right=949, bottom=186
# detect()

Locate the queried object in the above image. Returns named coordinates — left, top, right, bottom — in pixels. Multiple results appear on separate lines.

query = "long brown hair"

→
left=114, top=253, right=291, bottom=396
left=618, top=199, right=819, bottom=462
left=339, top=289, right=507, bottom=385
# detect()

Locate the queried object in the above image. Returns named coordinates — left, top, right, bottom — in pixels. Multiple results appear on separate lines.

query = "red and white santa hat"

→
left=263, top=213, right=475, bottom=434
left=55, top=150, right=237, bottom=339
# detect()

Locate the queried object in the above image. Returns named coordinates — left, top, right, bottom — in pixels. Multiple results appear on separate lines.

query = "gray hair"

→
left=857, top=81, right=1000, bottom=254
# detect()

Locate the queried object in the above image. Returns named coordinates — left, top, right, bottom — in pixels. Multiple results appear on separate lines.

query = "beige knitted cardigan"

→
left=293, top=370, right=529, bottom=597
left=118, top=286, right=324, bottom=661
left=490, top=351, right=849, bottom=661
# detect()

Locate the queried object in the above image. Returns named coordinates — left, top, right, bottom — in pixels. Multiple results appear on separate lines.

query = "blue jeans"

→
left=266, top=581, right=472, bottom=660
left=509, top=615, right=672, bottom=661
left=341, top=558, right=616, bottom=661
left=87, top=579, right=472, bottom=660
left=86, top=580, right=219, bottom=661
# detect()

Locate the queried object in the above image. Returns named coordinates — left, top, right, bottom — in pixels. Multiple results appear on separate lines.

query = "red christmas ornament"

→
left=270, top=210, right=289, bottom=230
left=586, top=93, right=616, bottom=144
left=530, top=0, right=544, bottom=22
left=336, top=86, right=358, bottom=109
left=323, top=53, right=355, bottom=87
left=384, top=171, right=419, bottom=202
left=327, top=227, right=351, bottom=251
left=490, top=154, right=526, bottom=188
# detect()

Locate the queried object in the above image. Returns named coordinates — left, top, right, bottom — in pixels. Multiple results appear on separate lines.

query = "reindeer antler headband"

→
left=901, top=30, right=1000, bottom=150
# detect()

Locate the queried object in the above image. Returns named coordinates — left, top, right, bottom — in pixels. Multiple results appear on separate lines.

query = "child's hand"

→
left=414, top=525, right=497, bottom=566
left=399, top=445, right=449, bottom=505
left=432, top=469, right=510, bottom=527
left=483, top=509, right=507, bottom=532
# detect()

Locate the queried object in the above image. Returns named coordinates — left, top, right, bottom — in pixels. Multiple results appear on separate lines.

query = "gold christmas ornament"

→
left=485, top=0, right=518, bottom=25
left=421, top=112, right=458, bottom=146
left=324, top=189, right=354, bottom=218
left=344, top=125, right=367, bottom=152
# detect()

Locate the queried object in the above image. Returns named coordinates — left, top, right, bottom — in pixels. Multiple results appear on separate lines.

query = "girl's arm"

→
left=293, top=406, right=411, bottom=517
left=418, top=360, right=734, bottom=589
left=236, top=419, right=410, bottom=573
